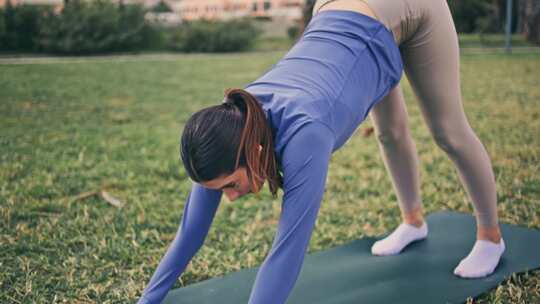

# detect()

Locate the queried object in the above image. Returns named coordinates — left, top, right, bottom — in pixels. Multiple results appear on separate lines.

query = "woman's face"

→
left=201, top=166, right=260, bottom=201
left=200, top=145, right=263, bottom=201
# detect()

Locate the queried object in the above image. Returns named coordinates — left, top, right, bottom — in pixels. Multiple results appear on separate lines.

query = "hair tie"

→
left=222, top=97, right=235, bottom=106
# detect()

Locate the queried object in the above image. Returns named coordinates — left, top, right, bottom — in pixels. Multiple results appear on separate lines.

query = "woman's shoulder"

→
left=275, top=119, right=336, bottom=164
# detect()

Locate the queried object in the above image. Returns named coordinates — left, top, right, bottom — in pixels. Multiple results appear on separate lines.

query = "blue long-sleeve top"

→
left=138, top=9, right=403, bottom=304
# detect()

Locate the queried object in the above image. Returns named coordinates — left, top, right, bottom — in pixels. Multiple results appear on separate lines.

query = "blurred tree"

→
left=169, top=18, right=261, bottom=52
left=0, top=1, right=49, bottom=51
left=0, top=10, right=4, bottom=44
left=38, top=0, right=151, bottom=54
left=2, top=0, right=15, bottom=49
left=448, top=0, right=493, bottom=33
left=518, top=0, right=540, bottom=44
left=285, top=0, right=314, bottom=41
left=152, top=0, right=173, bottom=13
left=475, top=0, right=509, bottom=34
left=301, top=0, right=316, bottom=33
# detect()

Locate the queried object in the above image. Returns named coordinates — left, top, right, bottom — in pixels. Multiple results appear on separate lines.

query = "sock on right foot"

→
left=371, top=221, right=428, bottom=256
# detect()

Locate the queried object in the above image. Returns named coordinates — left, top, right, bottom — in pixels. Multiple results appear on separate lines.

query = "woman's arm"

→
left=248, top=121, right=336, bottom=304
left=138, top=182, right=222, bottom=304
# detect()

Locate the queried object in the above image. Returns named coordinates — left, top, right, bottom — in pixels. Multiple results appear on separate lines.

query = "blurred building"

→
left=0, top=0, right=163, bottom=9
left=0, top=0, right=14, bottom=6
left=0, top=0, right=62, bottom=7
left=0, top=0, right=305, bottom=29
left=145, top=11, right=182, bottom=25
left=175, top=0, right=303, bottom=22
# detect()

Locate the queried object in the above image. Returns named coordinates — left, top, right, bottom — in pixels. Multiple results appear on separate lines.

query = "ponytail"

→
left=223, top=88, right=283, bottom=198
left=180, top=88, right=283, bottom=199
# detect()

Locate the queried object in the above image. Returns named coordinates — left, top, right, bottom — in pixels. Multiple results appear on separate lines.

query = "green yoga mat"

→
left=163, top=211, right=540, bottom=303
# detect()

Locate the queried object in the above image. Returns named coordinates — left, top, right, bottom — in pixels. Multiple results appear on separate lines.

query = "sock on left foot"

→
left=454, top=238, right=505, bottom=278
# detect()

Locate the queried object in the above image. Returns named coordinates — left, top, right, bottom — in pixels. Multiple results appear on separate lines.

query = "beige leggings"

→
left=313, top=0, right=499, bottom=228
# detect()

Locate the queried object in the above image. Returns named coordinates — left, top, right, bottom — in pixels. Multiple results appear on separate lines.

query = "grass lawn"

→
left=458, top=33, right=536, bottom=48
left=1, top=51, right=539, bottom=303
left=252, top=33, right=537, bottom=52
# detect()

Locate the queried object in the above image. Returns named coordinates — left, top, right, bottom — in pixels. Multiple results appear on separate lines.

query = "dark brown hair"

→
left=180, top=88, right=283, bottom=198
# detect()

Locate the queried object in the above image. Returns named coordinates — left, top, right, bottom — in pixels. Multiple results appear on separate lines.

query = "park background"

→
left=1, top=0, right=539, bottom=303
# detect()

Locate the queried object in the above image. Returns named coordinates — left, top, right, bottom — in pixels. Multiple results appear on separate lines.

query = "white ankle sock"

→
left=453, top=238, right=505, bottom=278
left=371, top=222, right=428, bottom=256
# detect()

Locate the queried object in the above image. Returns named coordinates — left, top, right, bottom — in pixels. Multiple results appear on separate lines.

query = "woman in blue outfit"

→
left=138, top=0, right=505, bottom=303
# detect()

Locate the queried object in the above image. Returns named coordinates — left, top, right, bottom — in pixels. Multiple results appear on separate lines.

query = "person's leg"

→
left=398, top=0, right=504, bottom=278
left=400, top=0, right=500, bottom=237
left=312, top=0, right=431, bottom=255
left=369, top=86, right=424, bottom=226
left=312, top=0, right=339, bottom=15
left=312, top=0, right=377, bottom=19
left=368, top=85, right=429, bottom=256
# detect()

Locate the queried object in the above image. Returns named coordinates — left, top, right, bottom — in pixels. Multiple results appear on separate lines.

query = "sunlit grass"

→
left=1, top=51, right=539, bottom=303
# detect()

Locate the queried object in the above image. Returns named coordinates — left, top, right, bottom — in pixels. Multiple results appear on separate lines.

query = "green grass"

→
left=253, top=33, right=538, bottom=52
left=253, top=34, right=538, bottom=53
left=1, top=51, right=539, bottom=303
left=458, top=33, right=536, bottom=48
left=253, top=36, right=295, bottom=52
